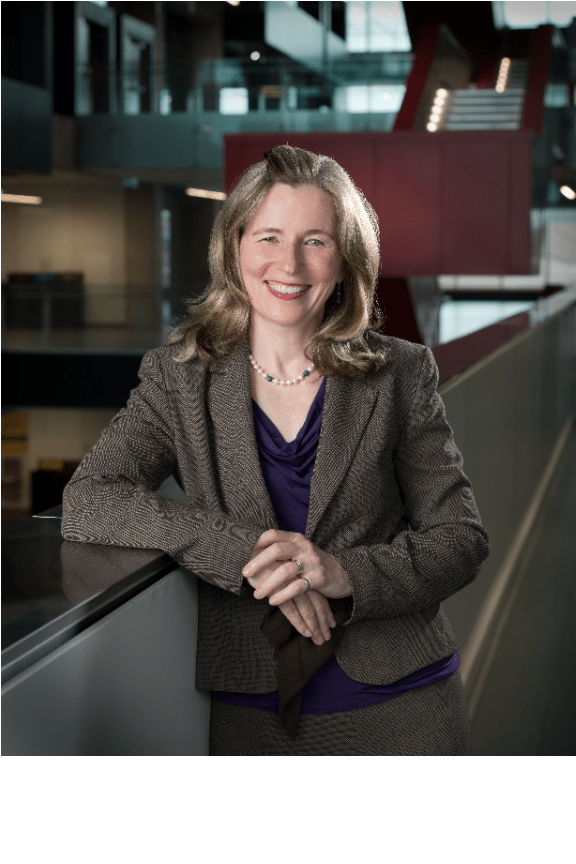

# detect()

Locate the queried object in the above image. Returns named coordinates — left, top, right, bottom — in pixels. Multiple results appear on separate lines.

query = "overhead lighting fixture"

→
left=427, top=89, right=448, bottom=132
left=226, top=1, right=241, bottom=5
left=185, top=188, right=227, bottom=201
left=496, top=57, right=511, bottom=93
left=250, top=51, right=261, bottom=61
left=560, top=185, right=576, bottom=200
left=1, top=193, right=42, bottom=205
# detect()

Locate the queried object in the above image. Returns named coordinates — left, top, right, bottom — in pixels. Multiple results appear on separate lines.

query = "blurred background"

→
left=2, top=1, right=575, bottom=522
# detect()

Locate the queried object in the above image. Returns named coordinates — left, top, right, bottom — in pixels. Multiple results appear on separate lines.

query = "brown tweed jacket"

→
left=62, top=333, right=489, bottom=692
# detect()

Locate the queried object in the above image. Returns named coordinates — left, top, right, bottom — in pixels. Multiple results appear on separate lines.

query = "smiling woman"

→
left=166, top=145, right=383, bottom=377
left=62, top=145, right=489, bottom=755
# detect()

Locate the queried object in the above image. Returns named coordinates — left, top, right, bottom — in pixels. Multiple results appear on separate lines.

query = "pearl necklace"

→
left=248, top=352, right=314, bottom=386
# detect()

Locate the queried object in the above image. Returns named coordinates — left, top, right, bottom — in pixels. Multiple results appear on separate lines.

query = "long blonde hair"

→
left=166, top=144, right=385, bottom=377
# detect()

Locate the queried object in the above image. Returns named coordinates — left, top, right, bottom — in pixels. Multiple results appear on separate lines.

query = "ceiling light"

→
left=560, top=185, right=576, bottom=200
left=426, top=122, right=438, bottom=132
left=226, top=1, right=241, bottom=5
left=1, top=193, right=42, bottom=205
left=250, top=51, right=261, bottom=61
left=185, top=188, right=227, bottom=201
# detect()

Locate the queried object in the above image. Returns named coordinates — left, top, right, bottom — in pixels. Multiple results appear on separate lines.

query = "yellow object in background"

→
left=39, top=459, right=64, bottom=471
left=1, top=413, right=28, bottom=455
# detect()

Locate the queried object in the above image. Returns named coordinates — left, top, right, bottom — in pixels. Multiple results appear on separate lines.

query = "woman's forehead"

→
left=247, top=183, right=338, bottom=230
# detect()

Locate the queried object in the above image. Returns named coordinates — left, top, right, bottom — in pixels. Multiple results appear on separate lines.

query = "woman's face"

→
left=239, top=183, right=343, bottom=335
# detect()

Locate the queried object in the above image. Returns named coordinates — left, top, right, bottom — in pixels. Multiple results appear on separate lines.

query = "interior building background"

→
left=2, top=1, right=575, bottom=519
left=2, top=1, right=576, bottom=757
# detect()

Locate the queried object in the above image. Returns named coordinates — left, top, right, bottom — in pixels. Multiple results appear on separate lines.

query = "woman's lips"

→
left=266, top=281, right=311, bottom=300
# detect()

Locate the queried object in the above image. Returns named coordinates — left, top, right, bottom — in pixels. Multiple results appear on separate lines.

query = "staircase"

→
left=440, top=59, right=528, bottom=131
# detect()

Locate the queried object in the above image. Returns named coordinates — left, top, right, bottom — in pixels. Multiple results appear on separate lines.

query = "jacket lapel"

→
left=306, top=374, right=377, bottom=539
left=205, top=344, right=278, bottom=528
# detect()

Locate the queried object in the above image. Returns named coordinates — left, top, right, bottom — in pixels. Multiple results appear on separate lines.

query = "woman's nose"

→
left=278, top=241, right=302, bottom=273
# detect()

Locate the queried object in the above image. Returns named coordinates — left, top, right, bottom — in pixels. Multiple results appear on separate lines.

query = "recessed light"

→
left=1, top=193, right=42, bottom=204
left=185, top=188, right=227, bottom=201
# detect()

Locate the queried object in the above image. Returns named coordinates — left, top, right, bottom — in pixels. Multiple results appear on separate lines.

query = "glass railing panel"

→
left=1, top=285, right=199, bottom=354
left=438, top=298, right=536, bottom=344
left=74, top=54, right=413, bottom=118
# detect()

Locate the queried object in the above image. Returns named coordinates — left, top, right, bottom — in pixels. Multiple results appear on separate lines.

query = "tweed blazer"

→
left=62, top=333, right=489, bottom=692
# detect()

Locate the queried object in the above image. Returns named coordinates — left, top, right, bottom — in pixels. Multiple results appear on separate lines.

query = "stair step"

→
left=447, top=103, right=523, bottom=111
left=446, top=109, right=522, bottom=118
left=443, top=121, right=520, bottom=130
left=449, top=91, right=524, bottom=101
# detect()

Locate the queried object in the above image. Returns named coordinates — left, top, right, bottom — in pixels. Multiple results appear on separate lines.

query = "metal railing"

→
left=75, top=55, right=413, bottom=117
left=4, top=283, right=574, bottom=355
left=1, top=285, right=202, bottom=353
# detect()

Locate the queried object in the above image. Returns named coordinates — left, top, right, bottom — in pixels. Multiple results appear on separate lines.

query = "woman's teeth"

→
left=267, top=282, right=309, bottom=295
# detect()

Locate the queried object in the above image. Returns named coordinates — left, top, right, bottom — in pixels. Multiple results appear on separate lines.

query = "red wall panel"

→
left=224, top=130, right=533, bottom=275
left=441, top=136, right=510, bottom=273
left=375, top=138, right=441, bottom=275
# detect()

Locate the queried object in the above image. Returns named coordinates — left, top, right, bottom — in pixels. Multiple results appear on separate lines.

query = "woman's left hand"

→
left=243, top=529, right=352, bottom=605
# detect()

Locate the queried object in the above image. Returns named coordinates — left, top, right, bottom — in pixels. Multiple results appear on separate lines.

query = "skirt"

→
left=209, top=670, right=471, bottom=756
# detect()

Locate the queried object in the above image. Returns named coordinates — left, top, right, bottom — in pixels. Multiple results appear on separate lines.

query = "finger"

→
left=308, top=593, right=337, bottom=629
left=293, top=594, right=323, bottom=642
left=293, top=594, right=327, bottom=644
left=252, top=560, right=303, bottom=599
left=267, top=576, right=310, bottom=607
left=305, top=591, right=333, bottom=640
left=277, top=600, right=312, bottom=639
left=251, top=529, right=296, bottom=550
left=243, top=541, right=298, bottom=579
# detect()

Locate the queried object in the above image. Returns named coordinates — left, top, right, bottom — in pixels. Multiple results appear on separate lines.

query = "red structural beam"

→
left=225, top=130, right=533, bottom=275
left=393, top=23, right=441, bottom=131
left=522, top=24, right=554, bottom=135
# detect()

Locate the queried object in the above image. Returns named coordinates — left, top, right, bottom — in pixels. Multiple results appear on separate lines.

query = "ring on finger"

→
left=301, top=576, right=311, bottom=591
left=294, top=559, right=304, bottom=576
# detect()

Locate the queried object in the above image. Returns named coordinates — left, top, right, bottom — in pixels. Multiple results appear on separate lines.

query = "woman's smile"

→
left=266, top=280, right=311, bottom=299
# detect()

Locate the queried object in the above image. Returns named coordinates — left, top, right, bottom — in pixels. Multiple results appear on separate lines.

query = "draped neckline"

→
left=252, top=378, right=326, bottom=453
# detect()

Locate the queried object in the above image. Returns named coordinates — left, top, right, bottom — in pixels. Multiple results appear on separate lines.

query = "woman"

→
left=62, top=145, right=489, bottom=755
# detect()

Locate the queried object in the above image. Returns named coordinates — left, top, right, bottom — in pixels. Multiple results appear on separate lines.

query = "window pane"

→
left=219, top=87, right=248, bottom=115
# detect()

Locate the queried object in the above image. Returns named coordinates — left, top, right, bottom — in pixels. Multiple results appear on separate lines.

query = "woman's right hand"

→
left=278, top=589, right=337, bottom=645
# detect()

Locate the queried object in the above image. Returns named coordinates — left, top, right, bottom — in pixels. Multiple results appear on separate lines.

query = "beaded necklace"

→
left=248, top=352, right=314, bottom=386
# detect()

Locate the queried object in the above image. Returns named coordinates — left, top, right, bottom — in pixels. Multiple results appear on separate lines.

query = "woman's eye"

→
left=306, top=238, right=324, bottom=246
left=260, top=236, right=277, bottom=243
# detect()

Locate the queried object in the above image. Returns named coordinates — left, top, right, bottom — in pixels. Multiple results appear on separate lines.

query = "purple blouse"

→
left=214, top=380, right=459, bottom=714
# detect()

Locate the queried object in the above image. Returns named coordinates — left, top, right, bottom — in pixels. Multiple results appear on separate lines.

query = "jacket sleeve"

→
left=337, top=346, right=489, bottom=623
left=61, top=350, right=261, bottom=594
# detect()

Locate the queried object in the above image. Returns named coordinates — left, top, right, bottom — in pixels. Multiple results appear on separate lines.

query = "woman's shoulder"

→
left=364, top=332, right=430, bottom=377
left=138, top=344, right=208, bottom=387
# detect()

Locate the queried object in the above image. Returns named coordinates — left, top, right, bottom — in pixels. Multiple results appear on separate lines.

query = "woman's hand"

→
left=243, top=529, right=352, bottom=607
left=278, top=591, right=337, bottom=645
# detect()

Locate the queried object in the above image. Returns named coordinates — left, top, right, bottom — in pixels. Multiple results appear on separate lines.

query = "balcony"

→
left=74, top=55, right=412, bottom=174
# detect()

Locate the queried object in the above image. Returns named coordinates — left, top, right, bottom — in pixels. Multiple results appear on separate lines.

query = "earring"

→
left=336, top=283, right=342, bottom=305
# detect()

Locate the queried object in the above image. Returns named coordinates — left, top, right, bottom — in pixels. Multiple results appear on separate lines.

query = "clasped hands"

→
left=242, top=529, right=351, bottom=646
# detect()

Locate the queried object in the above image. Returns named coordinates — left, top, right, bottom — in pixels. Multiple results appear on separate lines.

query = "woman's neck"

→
left=248, top=320, right=317, bottom=380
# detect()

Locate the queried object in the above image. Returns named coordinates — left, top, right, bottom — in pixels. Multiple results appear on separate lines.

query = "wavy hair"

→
left=166, top=144, right=385, bottom=377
